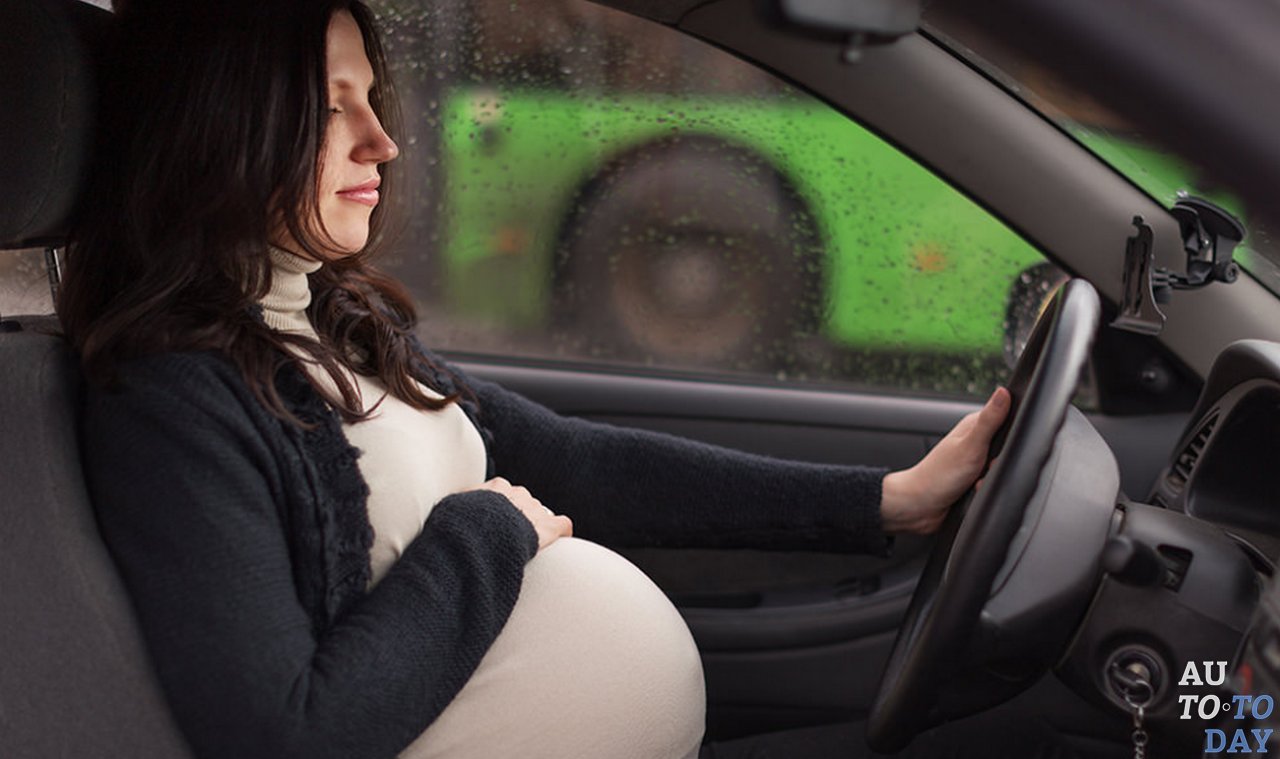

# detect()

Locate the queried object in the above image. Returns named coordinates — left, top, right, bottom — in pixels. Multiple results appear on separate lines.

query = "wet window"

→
left=371, top=0, right=1053, bottom=398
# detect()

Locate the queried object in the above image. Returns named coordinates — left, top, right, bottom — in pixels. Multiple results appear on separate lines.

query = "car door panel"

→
left=458, top=359, right=958, bottom=732
left=458, top=358, right=1192, bottom=735
left=457, top=359, right=961, bottom=587
left=700, top=633, right=899, bottom=737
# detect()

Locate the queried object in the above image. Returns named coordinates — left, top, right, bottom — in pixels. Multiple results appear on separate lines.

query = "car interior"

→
left=7, top=0, right=1280, bottom=757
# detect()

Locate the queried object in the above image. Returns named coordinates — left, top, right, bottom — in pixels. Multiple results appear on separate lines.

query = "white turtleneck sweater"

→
left=260, top=248, right=705, bottom=759
left=260, top=247, right=488, bottom=586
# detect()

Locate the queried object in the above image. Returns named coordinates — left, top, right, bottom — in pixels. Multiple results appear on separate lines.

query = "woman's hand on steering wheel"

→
left=880, top=387, right=1011, bottom=535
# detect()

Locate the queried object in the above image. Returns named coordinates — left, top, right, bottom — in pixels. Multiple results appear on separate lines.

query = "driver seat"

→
left=0, top=1, right=194, bottom=756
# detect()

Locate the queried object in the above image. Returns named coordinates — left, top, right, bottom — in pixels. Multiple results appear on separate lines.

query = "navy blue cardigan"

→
left=84, top=347, right=887, bottom=759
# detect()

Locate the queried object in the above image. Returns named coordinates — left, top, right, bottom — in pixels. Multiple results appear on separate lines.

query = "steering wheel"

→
left=866, top=278, right=1101, bottom=752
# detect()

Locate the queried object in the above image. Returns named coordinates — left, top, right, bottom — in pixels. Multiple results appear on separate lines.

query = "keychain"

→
left=1128, top=700, right=1150, bottom=759
left=1121, top=677, right=1154, bottom=759
left=1111, top=661, right=1155, bottom=759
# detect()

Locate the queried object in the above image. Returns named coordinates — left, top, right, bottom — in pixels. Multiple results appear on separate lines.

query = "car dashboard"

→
left=1148, top=339, right=1280, bottom=570
left=1048, top=339, right=1280, bottom=754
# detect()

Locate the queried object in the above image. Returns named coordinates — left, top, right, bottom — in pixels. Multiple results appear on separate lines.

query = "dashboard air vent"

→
left=1166, top=412, right=1218, bottom=491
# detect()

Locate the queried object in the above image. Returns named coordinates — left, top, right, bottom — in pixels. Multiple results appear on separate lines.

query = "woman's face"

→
left=309, top=9, right=399, bottom=256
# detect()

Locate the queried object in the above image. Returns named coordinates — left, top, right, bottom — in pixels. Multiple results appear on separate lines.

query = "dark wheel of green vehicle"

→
left=552, top=135, right=823, bottom=371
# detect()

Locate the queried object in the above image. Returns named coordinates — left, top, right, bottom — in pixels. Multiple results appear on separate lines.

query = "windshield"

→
left=921, top=7, right=1280, bottom=296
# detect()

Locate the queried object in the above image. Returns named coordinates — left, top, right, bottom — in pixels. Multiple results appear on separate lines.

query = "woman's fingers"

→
left=530, top=511, right=573, bottom=551
left=475, top=477, right=571, bottom=551
left=880, top=387, right=1010, bottom=535
left=974, top=387, right=1011, bottom=441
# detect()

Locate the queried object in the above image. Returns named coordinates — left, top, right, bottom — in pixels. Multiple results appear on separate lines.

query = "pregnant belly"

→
left=401, top=537, right=706, bottom=759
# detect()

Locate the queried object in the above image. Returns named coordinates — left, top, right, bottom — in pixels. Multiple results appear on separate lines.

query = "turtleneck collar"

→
left=261, top=246, right=323, bottom=336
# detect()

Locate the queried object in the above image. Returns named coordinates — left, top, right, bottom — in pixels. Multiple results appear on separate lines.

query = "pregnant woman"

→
left=60, top=2, right=1009, bottom=757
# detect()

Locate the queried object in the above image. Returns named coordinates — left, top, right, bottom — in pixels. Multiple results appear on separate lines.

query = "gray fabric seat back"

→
left=0, top=327, right=194, bottom=758
left=1, top=1, right=196, bottom=756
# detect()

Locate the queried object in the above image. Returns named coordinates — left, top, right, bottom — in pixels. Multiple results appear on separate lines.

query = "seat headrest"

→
left=0, top=0, right=111, bottom=250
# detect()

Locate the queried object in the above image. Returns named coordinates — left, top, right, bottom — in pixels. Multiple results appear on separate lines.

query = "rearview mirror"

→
left=758, top=0, right=922, bottom=54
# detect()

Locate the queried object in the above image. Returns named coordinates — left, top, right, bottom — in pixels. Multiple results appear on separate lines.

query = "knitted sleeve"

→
left=83, top=353, right=538, bottom=759
left=459, top=370, right=890, bottom=555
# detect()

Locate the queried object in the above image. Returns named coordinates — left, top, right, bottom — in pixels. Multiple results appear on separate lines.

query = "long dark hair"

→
left=59, top=0, right=455, bottom=423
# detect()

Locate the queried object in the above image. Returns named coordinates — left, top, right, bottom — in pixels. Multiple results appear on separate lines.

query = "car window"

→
left=372, top=0, right=1055, bottom=400
left=0, top=0, right=1059, bottom=400
left=922, top=5, right=1280, bottom=299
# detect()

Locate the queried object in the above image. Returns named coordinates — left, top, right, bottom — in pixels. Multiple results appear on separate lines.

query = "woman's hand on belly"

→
left=404, top=537, right=706, bottom=759
left=474, top=477, right=573, bottom=551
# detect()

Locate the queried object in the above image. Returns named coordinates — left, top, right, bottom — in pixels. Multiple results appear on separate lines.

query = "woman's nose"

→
left=359, top=115, right=399, bottom=163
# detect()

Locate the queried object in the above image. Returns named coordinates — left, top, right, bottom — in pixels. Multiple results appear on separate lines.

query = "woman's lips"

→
left=337, top=179, right=380, bottom=207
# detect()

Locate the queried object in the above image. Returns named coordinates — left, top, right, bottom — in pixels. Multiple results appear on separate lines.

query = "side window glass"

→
left=374, top=0, right=1058, bottom=398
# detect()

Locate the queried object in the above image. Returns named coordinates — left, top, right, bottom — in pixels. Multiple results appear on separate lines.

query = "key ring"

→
left=1123, top=682, right=1154, bottom=711
left=1116, top=667, right=1154, bottom=759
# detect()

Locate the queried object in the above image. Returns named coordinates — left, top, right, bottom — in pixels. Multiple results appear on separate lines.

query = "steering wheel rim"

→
left=866, top=279, right=1101, bottom=752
